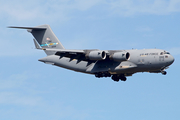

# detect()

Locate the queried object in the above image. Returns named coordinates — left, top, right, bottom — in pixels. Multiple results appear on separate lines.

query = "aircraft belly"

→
left=87, top=60, right=137, bottom=74
left=110, top=61, right=137, bottom=73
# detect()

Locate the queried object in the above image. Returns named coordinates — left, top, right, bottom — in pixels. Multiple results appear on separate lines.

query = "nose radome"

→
left=170, top=55, right=175, bottom=64
left=172, top=56, right=175, bottom=63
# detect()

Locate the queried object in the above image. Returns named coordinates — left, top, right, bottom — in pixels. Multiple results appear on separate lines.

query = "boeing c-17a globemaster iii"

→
left=9, top=25, right=174, bottom=82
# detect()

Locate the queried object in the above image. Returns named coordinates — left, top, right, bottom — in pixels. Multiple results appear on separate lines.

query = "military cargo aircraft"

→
left=9, top=25, right=174, bottom=82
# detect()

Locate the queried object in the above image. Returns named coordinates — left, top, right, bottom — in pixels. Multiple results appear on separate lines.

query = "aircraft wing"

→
left=40, top=48, right=130, bottom=62
left=34, top=37, right=129, bottom=62
left=43, top=48, right=104, bottom=62
left=54, top=49, right=87, bottom=61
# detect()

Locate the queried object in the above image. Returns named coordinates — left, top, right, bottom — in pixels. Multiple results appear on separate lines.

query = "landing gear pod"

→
left=87, top=51, right=106, bottom=60
left=110, top=52, right=130, bottom=62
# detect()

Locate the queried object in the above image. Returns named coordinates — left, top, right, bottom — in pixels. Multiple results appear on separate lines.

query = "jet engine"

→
left=110, top=52, right=130, bottom=62
left=86, top=51, right=106, bottom=60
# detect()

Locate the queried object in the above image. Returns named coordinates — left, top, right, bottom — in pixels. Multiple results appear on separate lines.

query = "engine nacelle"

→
left=86, top=51, right=106, bottom=60
left=110, top=52, right=130, bottom=62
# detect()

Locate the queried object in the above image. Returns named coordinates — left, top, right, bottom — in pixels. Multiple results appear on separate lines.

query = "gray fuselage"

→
left=39, top=49, right=174, bottom=76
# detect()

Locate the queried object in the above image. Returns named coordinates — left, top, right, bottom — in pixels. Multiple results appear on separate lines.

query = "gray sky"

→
left=0, top=0, right=180, bottom=120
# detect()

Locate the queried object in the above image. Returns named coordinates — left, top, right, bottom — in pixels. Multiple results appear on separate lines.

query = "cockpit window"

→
left=161, top=51, right=170, bottom=55
left=164, top=51, right=170, bottom=54
left=165, top=52, right=170, bottom=54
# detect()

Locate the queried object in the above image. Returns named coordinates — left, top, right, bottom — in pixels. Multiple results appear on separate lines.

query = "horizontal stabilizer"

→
left=8, top=26, right=46, bottom=30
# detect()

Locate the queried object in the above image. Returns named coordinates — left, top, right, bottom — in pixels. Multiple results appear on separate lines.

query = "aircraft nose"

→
left=169, top=55, right=175, bottom=65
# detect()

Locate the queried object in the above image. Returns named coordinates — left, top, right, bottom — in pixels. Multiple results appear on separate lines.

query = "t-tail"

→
left=9, top=24, right=65, bottom=55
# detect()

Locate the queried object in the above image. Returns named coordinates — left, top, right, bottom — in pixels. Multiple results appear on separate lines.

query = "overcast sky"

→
left=0, top=0, right=180, bottom=120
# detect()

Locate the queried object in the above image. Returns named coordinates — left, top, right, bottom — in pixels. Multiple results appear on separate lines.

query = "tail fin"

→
left=9, top=24, right=65, bottom=55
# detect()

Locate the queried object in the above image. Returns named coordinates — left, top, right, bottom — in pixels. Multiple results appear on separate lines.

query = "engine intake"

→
left=110, top=52, right=130, bottom=62
left=86, top=51, right=106, bottom=60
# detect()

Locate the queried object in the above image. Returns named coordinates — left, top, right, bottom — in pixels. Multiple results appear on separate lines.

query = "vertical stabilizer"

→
left=9, top=24, right=65, bottom=55
left=29, top=25, right=64, bottom=49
